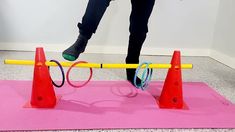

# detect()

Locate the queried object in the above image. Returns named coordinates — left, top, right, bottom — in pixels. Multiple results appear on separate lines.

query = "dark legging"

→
left=78, top=0, right=155, bottom=62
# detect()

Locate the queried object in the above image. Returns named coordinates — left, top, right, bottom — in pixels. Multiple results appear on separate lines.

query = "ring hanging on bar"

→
left=48, top=60, right=65, bottom=88
left=66, top=61, right=93, bottom=88
left=134, top=62, right=153, bottom=91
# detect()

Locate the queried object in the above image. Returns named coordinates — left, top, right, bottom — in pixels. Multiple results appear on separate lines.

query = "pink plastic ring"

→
left=66, top=61, right=93, bottom=88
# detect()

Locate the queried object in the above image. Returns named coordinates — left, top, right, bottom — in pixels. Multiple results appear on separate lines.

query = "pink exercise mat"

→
left=0, top=80, right=235, bottom=130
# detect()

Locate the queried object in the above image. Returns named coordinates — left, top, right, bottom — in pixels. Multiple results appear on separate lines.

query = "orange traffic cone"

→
left=158, top=51, right=184, bottom=109
left=30, top=47, right=56, bottom=108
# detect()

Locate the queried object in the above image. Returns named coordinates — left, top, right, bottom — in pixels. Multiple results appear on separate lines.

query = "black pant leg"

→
left=126, top=0, right=155, bottom=63
left=78, top=0, right=111, bottom=39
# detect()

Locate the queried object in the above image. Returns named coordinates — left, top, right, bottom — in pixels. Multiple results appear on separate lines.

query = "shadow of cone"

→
left=30, top=47, right=56, bottom=108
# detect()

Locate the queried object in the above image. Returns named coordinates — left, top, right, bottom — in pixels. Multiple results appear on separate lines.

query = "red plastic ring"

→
left=66, top=61, right=93, bottom=88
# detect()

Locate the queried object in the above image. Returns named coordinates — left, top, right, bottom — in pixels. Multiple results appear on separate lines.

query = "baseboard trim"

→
left=210, top=50, right=235, bottom=69
left=0, top=43, right=234, bottom=69
left=0, top=43, right=210, bottom=56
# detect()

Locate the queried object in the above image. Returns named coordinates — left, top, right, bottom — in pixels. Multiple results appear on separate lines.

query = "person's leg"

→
left=63, top=0, right=111, bottom=61
left=126, top=0, right=155, bottom=85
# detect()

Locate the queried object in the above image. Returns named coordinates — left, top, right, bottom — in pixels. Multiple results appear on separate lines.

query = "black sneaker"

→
left=62, top=34, right=88, bottom=61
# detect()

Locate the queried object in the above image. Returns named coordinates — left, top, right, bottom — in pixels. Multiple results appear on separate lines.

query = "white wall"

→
left=211, top=0, right=235, bottom=68
left=0, top=0, right=87, bottom=43
left=0, top=0, right=220, bottom=56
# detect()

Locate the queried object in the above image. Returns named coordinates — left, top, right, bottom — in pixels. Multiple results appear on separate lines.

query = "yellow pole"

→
left=4, top=59, right=193, bottom=69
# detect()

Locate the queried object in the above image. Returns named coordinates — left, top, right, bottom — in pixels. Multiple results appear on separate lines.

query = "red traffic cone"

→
left=30, top=47, right=56, bottom=108
left=158, top=51, right=184, bottom=109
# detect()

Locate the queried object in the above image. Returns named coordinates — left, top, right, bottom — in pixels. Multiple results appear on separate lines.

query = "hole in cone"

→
left=37, top=96, right=43, bottom=101
left=172, top=97, right=178, bottom=103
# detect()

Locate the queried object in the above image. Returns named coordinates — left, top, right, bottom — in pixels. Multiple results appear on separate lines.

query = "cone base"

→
left=24, top=95, right=62, bottom=109
left=156, top=97, right=189, bottom=110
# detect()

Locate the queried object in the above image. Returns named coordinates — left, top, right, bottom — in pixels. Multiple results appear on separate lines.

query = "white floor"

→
left=1, top=51, right=235, bottom=132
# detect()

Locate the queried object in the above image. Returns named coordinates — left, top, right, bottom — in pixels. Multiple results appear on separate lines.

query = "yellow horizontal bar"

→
left=4, top=59, right=193, bottom=69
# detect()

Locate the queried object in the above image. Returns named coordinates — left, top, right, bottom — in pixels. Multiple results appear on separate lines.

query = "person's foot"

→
left=62, top=34, right=88, bottom=61
left=126, top=68, right=142, bottom=86
left=125, top=58, right=142, bottom=86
